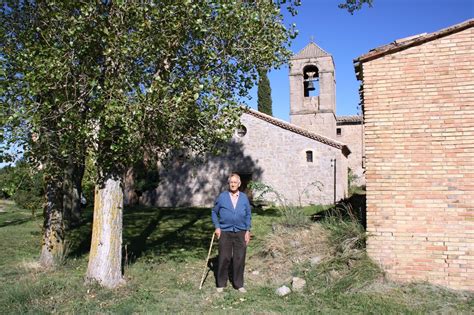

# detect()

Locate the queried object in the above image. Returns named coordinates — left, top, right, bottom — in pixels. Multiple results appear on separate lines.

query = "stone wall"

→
left=337, top=122, right=365, bottom=186
left=239, top=113, right=347, bottom=206
left=138, top=112, right=348, bottom=208
left=360, top=25, right=474, bottom=291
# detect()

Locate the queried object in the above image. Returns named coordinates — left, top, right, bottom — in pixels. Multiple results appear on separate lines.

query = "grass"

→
left=1, top=198, right=473, bottom=314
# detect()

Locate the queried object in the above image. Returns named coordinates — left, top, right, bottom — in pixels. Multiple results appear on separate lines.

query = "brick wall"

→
left=362, top=27, right=474, bottom=291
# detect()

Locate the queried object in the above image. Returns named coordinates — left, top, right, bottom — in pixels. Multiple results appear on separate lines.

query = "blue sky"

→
left=245, top=0, right=474, bottom=121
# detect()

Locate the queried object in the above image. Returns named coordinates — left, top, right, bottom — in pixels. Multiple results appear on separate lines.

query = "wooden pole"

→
left=199, top=232, right=215, bottom=290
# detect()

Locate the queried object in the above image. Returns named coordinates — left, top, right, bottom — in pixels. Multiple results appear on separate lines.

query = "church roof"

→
left=336, top=115, right=363, bottom=124
left=244, top=108, right=351, bottom=157
left=291, top=42, right=331, bottom=60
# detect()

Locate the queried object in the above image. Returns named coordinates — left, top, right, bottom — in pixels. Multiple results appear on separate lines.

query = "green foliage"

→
left=80, top=154, right=96, bottom=205
left=347, top=168, right=365, bottom=196
left=0, top=166, right=17, bottom=199
left=0, top=161, right=44, bottom=213
left=257, top=69, right=273, bottom=116
left=338, top=0, right=373, bottom=14
left=1, top=0, right=300, bottom=183
left=132, top=161, right=160, bottom=195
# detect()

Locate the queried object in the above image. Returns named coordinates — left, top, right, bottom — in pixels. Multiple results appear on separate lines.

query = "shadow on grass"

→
left=0, top=217, right=34, bottom=228
left=312, top=192, right=367, bottom=228
left=251, top=206, right=279, bottom=217
left=68, top=205, right=214, bottom=265
left=0, top=213, right=41, bottom=228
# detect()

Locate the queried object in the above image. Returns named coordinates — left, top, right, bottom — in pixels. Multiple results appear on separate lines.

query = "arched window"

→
left=303, top=65, right=319, bottom=97
left=306, top=150, right=313, bottom=163
left=236, top=125, right=247, bottom=137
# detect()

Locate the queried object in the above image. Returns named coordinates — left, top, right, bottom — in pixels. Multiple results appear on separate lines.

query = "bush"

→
left=0, top=160, right=44, bottom=213
left=0, top=165, right=19, bottom=198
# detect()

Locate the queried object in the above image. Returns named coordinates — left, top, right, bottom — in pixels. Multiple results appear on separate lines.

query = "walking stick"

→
left=199, top=232, right=216, bottom=290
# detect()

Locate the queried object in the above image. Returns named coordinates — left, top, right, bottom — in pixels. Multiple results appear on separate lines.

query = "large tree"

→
left=1, top=0, right=373, bottom=287
left=2, top=0, right=298, bottom=286
left=2, top=0, right=95, bottom=267
left=83, top=0, right=299, bottom=288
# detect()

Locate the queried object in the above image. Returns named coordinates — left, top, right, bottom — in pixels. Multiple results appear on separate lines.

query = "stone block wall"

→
left=361, top=26, right=474, bottom=291
left=239, top=113, right=347, bottom=206
left=337, top=123, right=365, bottom=186
left=137, top=112, right=348, bottom=208
left=291, top=112, right=337, bottom=140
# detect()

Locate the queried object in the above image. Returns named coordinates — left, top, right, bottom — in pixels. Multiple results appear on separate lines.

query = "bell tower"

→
left=289, top=41, right=336, bottom=139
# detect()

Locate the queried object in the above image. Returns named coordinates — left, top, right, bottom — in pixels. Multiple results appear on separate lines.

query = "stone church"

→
left=133, top=42, right=364, bottom=207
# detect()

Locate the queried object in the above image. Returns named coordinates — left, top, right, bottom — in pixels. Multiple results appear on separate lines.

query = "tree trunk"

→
left=85, top=175, right=124, bottom=288
left=63, top=161, right=85, bottom=228
left=39, top=177, right=65, bottom=268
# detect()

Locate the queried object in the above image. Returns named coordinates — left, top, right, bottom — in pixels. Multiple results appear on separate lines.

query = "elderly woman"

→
left=211, top=173, right=251, bottom=293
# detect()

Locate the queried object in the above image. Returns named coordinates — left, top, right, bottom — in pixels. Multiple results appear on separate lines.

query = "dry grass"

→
left=247, top=224, right=330, bottom=285
left=19, top=260, right=42, bottom=271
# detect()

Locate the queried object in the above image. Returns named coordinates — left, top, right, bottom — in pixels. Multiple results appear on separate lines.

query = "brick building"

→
left=354, top=19, right=474, bottom=291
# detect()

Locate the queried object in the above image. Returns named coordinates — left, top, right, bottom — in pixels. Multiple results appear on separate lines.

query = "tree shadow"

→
left=132, top=140, right=263, bottom=208
left=0, top=216, right=36, bottom=228
left=123, top=206, right=212, bottom=263
left=251, top=205, right=280, bottom=217
left=67, top=204, right=214, bottom=261
left=67, top=207, right=94, bottom=257
left=68, top=140, right=263, bottom=266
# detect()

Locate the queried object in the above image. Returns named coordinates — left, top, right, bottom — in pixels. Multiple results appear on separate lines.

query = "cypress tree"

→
left=258, top=68, right=273, bottom=116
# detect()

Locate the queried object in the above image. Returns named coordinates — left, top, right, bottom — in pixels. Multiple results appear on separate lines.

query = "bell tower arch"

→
left=289, top=42, right=336, bottom=139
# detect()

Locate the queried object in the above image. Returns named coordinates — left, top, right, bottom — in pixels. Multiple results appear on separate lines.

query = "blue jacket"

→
left=211, top=191, right=251, bottom=232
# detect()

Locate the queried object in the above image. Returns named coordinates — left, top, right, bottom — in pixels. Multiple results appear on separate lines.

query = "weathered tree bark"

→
left=63, top=161, right=85, bottom=228
left=85, top=175, right=124, bottom=288
left=39, top=177, right=65, bottom=268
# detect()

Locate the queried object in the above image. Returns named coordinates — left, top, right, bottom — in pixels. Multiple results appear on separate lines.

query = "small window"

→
left=306, top=151, right=313, bottom=163
left=236, top=125, right=247, bottom=137
left=336, top=128, right=342, bottom=136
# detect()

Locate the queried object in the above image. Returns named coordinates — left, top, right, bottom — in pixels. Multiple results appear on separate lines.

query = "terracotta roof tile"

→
left=354, top=19, right=474, bottom=65
left=336, top=115, right=363, bottom=123
left=243, top=107, right=351, bottom=156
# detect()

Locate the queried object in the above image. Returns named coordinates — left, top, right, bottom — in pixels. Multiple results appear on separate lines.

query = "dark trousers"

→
left=217, top=231, right=247, bottom=289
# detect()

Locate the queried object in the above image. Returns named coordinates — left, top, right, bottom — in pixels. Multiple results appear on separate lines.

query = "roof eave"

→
left=355, top=19, right=474, bottom=65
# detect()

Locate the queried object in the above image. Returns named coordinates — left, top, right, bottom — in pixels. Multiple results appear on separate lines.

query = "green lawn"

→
left=0, top=199, right=472, bottom=314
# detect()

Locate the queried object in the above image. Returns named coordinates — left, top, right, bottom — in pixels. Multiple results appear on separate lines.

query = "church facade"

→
left=132, top=42, right=364, bottom=207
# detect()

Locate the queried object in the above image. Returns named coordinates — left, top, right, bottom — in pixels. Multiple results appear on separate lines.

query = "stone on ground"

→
left=310, top=256, right=322, bottom=266
left=291, top=277, right=306, bottom=291
left=276, top=285, right=291, bottom=296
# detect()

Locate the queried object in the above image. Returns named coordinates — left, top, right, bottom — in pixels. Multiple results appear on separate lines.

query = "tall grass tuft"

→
left=307, top=202, right=382, bottom=293
left=248, top=181, right=321, bottom=228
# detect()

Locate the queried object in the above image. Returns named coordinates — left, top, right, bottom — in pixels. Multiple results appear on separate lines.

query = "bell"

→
left=306, top=80, right=315, bottom=91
